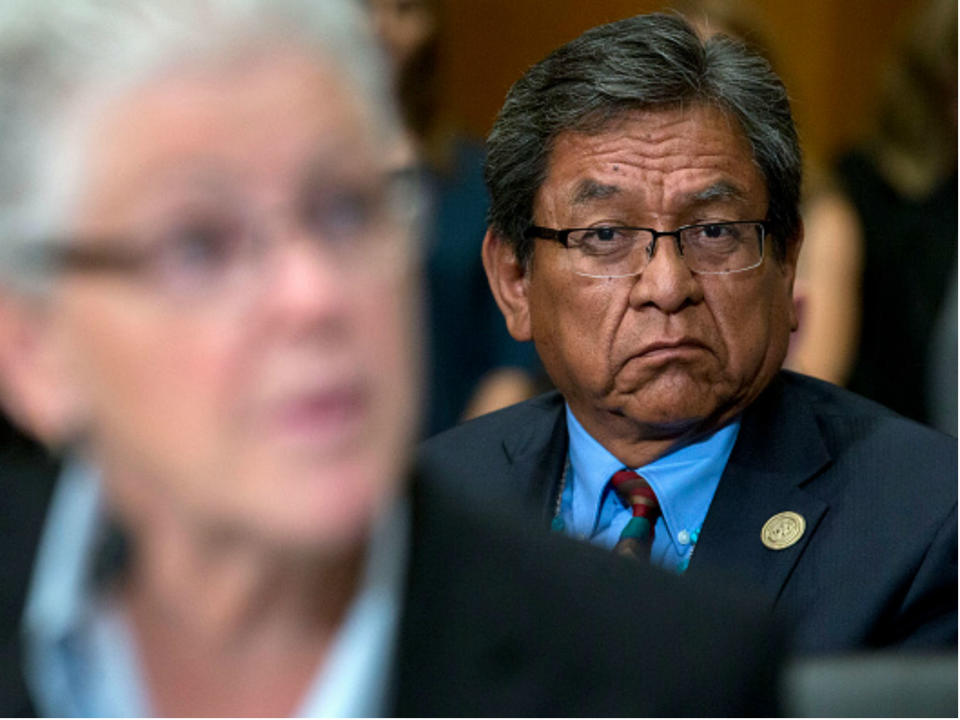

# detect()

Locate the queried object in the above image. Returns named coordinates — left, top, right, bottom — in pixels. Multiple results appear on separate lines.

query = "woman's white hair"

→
left=0, top=0, right=401, bottom=289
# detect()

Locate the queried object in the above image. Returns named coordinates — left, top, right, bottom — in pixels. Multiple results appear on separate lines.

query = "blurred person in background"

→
left=366, top=0, right=542, bottom=436
left=0, top=1, right=783, bottom=716
left=831, top=0, right=957, bottom=433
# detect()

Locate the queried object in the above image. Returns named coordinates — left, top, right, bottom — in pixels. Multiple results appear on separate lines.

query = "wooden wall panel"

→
left=436, top=0, right=925, bottom=166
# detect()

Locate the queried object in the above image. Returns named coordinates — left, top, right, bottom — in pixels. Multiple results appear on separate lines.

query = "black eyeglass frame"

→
left=522, top=220, right=772, bottom=276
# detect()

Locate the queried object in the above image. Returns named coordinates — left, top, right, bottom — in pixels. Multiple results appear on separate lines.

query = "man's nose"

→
left=628, top=233, right=703, bottom=313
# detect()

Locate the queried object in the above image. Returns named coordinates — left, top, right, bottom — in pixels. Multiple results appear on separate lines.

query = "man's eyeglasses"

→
left=523, top=220, right=769, bottom=278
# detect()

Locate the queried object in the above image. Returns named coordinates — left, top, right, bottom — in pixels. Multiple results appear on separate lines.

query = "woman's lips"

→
left=267, top=384, right=368, bottom=446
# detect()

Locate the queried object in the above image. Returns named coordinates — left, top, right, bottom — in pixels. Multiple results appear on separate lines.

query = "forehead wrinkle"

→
left=571, top=178, right=621, bottom=205
left=679, top=180, right=750, bottom=208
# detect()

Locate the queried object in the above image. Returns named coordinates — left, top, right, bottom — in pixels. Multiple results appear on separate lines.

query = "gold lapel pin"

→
left=761, top=511, right=806, bottom=550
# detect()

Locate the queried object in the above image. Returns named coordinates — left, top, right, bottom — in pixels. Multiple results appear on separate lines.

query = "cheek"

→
left=764, top=278, right=796, bottom=360
left=711, top=275, right=792, bottom=377
left=529, top=274, right=621, bottom=386
left=354, top=269, right=422, bottom=428
left=65, top=296, right=236, bottom=454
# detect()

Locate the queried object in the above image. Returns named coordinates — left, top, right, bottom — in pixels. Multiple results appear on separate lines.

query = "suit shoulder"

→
left=782, top=371, right=955, bottom=447
left=781, top=370, right=897, bottom=417
left=419, top=390, right=564, bottom=460
left=779, top=371, right=956, bottom=497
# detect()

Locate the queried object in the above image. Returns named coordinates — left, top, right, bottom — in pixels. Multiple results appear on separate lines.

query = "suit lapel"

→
left=499, top=392, right=568, bottom=525
left=688, top=374, right=831, bottom=607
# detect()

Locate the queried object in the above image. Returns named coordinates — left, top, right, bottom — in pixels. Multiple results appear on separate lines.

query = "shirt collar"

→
left=22, top=458, right=104, bottom=661
left=565, top=404, right=740, bottom=548
left=566, top=406, right=628, bottom=526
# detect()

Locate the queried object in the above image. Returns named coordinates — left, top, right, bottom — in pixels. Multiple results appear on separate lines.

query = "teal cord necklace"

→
left=550, top=459, right=570, bottom=532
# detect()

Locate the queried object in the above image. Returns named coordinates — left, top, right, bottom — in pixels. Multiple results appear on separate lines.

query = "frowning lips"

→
left=623, top=337, right=712, bottom=366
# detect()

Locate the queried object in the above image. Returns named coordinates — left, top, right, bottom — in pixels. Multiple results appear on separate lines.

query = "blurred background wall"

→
left=434, top=0, right=923, bottom=169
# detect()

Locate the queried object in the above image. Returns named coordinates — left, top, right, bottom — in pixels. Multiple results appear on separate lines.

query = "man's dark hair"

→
left=485, top=12, right=802, bottom=264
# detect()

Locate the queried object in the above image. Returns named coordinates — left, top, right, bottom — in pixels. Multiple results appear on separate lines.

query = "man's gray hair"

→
left=0, top=0, right=400, bottom=289
left=485, top=12, right=802, bottom=264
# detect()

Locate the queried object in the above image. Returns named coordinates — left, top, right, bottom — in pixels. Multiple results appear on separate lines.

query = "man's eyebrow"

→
left=682, top=180, right=749, bottom=206
left=571, top=179, right=620, bottom=204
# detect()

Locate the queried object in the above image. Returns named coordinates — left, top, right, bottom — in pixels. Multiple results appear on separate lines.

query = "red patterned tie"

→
left=610, top=470, right=661, bottom=561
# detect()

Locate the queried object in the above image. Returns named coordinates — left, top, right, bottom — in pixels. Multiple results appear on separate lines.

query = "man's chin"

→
left=608, top=385, right=739, bottom=440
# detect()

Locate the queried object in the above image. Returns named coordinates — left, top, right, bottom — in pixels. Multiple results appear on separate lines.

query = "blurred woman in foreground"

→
left=0, top=1, right=420, bottom=714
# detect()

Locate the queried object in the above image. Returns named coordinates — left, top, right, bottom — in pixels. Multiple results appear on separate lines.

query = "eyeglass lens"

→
left=564, top=221, right=764, bottom=278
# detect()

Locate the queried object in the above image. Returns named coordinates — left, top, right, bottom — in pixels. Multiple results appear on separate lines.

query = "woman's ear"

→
left=481, top=229, right=532, bottom=342
left=0, top=292, right=84, bottom=447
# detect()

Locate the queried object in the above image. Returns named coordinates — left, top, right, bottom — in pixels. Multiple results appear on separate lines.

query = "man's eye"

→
left=585, top=227, right=619, bottom=242
left=578, top=227, right=632, bottom=244
left=695, top=224, right=739, bottom=241
left=572, top=227, right=635, bottom=257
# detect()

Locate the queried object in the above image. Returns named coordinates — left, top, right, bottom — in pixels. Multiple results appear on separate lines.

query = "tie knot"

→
left=610, top=469, right=660, bottom=520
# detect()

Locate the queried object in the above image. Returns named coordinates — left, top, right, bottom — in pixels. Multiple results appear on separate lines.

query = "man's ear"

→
left=482, top=228, right=533, bottom=342
left=784, top=221, right=804, bottom=332
left=0, top=292, right=83, bottom=447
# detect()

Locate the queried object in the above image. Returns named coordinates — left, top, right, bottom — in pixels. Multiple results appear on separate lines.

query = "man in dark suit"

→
left=0, top=1, right=781, bottom=716
left=421, top=13, right=957, bottom=654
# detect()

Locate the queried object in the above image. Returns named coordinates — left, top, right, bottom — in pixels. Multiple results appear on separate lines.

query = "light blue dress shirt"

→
left=22, top=460, right=409, bottom=718
left=560, top=404, right=740, bottom=573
